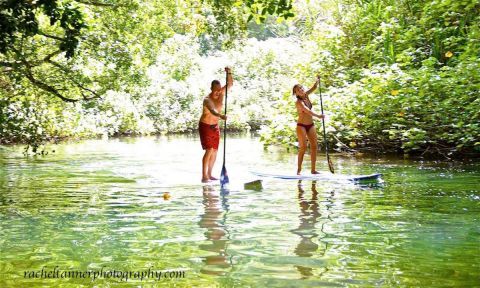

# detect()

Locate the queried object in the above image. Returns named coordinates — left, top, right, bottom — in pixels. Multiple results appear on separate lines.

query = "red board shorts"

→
left=199, top=121, right=220, bottom=150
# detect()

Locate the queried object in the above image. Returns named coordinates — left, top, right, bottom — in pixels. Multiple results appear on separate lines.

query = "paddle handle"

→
left=318, top=78, right=328, bottom=152
left=223, top=70, right=228, bottom=164
left=318, top=77, right=334, bottom=173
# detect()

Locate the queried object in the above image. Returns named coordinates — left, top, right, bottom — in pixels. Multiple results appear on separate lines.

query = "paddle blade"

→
left=327, top=156, right=335, bottom=174
left=220, top=165, right=229, bottom=186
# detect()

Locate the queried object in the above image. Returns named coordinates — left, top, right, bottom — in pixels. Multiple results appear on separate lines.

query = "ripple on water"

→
left=1, top=137, right=479, bottom=287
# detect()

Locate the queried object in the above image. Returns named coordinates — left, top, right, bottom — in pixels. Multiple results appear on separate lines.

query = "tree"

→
left=0, top=0, right=295, bottom=103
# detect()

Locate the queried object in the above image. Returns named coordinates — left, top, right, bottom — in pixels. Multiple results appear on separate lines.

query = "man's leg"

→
left=207, top=149, right=218, bottom=180
left=202, top=149, right=214, bottom=182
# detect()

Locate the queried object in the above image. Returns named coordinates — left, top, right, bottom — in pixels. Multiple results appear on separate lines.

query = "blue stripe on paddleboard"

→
left=250, top=171, right=382, bottom=181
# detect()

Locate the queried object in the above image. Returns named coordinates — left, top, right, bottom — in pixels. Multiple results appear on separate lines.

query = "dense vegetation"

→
left=260, top=0, right=480, bottom=158
left=0, top=0, right=478, bottom=157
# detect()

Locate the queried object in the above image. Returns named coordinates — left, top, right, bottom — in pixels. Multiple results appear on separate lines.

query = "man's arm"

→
left=204, top=98, right=226, bottom=120
left=221, top=67, right=233, bottom=95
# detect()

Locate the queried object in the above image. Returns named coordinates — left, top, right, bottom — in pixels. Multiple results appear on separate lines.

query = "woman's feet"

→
left=201, top=178, right=211, bottom=183
left=298, top=170, right=321, bottom=175
left=209, top=176, right=218, bottom=180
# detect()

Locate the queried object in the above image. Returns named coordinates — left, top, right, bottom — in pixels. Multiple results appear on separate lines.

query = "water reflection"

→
left=291, top=181, right=334, bottom=278
left=1, top=136, right=479, bottom=287
left=198, top=185, right=232, bottom=275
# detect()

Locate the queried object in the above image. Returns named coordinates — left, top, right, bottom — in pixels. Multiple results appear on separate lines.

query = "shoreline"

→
left=1, top=131, right=479, bottom=161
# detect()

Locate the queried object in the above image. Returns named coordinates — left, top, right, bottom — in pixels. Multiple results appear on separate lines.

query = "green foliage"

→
left=0, top=0, right=85, bottom=58
left=1, top=0, right=298, bottom=154
left=326, top=58, right=480, bottom=154
left=0, top=88, right=79, bottom=154
left=1, top=0, right=479, bottom=157
left=258, top=0, right=480, bottom=156
left=144, top=36, right=301, bottom=133
left=327, top=0, right=478, bottom=67
left=1, top=0, right=291, bottom=105
left=196, top=0, right=294, bottom=49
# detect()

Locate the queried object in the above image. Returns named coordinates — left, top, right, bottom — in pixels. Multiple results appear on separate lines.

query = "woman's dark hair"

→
left=211, top=80, right=221, bottom=89
left=292, top=84, right=300, bottom=96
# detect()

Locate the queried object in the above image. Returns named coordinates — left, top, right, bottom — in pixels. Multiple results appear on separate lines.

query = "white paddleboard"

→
left=250, top=171, right=382, bottom=182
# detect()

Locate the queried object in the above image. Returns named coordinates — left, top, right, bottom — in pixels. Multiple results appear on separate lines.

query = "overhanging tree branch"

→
left=24, top=70, right=79, bottom=103
left=46, top=59, right=101, bottom=100
left=0, top=61, right=15, bottom=67
left=43, top=50, right=64, bottom=62
left=12, top=49, right=79, bottom=103
left=38, top=31, right=67, bottom=42
left=74, top=0, right=119, bottom=7
left=6, top=47, right=101, bottom=102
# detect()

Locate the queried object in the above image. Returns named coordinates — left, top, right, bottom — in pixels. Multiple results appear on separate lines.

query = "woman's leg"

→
left=296, top=126, right=308, bottom=175
left=306, top=126, right=319, bottom=174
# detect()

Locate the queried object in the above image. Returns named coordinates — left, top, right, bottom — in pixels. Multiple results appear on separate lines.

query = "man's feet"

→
left=209, top=176, right=218, bottom=180
left=297, top=170, right=301, bottom=175
left=311, top=170, right=320, bottom=174
left=201, top=178, right=211, bottom=183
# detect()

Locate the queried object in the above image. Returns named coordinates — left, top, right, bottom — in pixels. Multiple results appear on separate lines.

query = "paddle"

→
left=220, top=69, right=229, bottom=186
left=318, top=76, right=334, bottom=174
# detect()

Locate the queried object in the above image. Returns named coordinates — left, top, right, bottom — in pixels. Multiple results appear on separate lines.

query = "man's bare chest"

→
left=209, top=99, right=222, bottom=111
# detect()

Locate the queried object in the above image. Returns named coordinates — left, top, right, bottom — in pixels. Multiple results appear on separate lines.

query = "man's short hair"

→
left=211, top=80, right=221, bottom=89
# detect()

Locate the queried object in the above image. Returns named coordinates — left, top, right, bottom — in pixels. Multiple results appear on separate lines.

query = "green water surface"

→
left=0, top=135, right=479, bottom=287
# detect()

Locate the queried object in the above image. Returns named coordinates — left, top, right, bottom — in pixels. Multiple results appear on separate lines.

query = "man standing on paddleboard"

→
left=199, top=67, right=233, bottom=183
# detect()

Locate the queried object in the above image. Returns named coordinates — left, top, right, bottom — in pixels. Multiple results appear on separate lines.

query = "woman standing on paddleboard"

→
left=293, top=76, right=325, bottom=175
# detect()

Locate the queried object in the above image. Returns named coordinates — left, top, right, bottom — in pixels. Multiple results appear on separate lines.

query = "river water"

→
left=0, top=134, right=479, bottom=287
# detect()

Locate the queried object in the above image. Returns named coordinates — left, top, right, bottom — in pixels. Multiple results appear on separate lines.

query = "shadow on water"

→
left=198, top=185, right=233, bottom=276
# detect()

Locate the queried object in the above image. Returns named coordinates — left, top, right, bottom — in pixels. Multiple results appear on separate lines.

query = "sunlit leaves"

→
left=199, top=0, right=294, bottom=47
left=0, top=0, right=85, bottom=58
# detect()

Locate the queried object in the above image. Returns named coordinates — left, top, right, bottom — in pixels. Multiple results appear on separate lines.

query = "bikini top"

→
left=296, top=96, right=312, bottom=109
